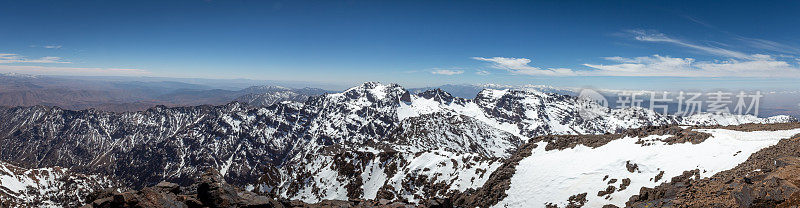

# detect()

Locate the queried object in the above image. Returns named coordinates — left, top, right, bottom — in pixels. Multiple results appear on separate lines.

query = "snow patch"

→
left=495, top=128, right=800, bottom=207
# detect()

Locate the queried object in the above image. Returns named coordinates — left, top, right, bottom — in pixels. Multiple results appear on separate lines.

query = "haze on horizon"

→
left=2, top=0, right=800, bottom=90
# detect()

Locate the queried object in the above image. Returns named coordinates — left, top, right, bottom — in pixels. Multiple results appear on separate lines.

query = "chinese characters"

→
left=612, top=91, right=762, bottom=116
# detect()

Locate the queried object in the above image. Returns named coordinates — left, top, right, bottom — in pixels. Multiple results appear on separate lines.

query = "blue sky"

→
left=1, top=0, right=800, bottom=89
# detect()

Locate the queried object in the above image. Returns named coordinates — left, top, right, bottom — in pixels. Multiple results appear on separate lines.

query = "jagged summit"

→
left=342, top=81, right=397, bottom=92
left=417, top=88, right=464, bottom=105
left=336, top=81, right=408, bottom=101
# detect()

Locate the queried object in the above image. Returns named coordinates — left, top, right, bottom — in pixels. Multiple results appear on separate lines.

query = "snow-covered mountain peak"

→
left=416, top=88, right=467, bottom=105
left=477, top=89, right=510, bottom=100
left=337, top=82, right=406, bottom=100
left=344, top=81, right=395, bottom=92
left=473, top=88, right=553, bottom=110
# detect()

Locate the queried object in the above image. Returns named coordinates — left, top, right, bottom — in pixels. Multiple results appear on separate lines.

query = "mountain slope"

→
left=234, top=86, right=328, bottom=107
left=0, top=161, right=115, bottom=208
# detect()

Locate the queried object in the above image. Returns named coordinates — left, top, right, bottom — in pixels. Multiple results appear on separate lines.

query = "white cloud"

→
left=463, top=30, right=800, bottom=78
left=472, top=30, right=800, bottom=78
left=575, top=30, right=800, bottom=77
left=431, top=69, right=464, bottom=75
left=29, top=45, right=63, bottom=49
left=0, top=65, right=150, bottom=76
left=0, top=53, right=70, bottom=64
left=583, top=54, right=799, bottom=77
left=736, top=37, right=800, bottom=55
left=472, top=57, right=576, bottom=76
left=471, top=53, right=799, bottom=78
left=0, top=52, right=147, bottom=76
left=681, top=15, right=717, bottom=29
left=587, top=55, right=695, bottom=75
left=475, top=70, right=490, bottom=75
left=472, top=57, right=539, bottom=70
left=628, top=30, right=754, bottom=59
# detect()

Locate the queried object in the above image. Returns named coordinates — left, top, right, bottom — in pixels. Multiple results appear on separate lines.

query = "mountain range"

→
left=0, top=81, right=797, bottom=207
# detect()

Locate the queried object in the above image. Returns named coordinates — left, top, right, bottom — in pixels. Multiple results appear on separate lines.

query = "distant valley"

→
left=0, top=73, right=332, bottom=112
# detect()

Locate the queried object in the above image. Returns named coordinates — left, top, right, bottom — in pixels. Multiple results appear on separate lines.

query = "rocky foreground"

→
left=81, top=169, right=451, bottom=208
left=626, top=125, right=800, bottom=208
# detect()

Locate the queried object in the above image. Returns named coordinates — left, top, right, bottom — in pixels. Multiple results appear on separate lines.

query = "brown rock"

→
left=155, top=181, right=181, bottom=194
left=618, top=178, right=631, bottom=191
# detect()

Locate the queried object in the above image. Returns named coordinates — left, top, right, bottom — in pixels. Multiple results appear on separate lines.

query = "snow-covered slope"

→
left=391, top=112, right=523, bottom=158
left=680, top=113, right=796, bottom=126
left=273, top=149, right=504, bottom=203
left=0, top=161, right=114, bottom=208
left=492, top=127, right=800, bottom=207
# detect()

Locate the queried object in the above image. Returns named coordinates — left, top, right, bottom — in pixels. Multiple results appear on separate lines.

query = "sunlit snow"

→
left=495, top=128, right=800, bottom=207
